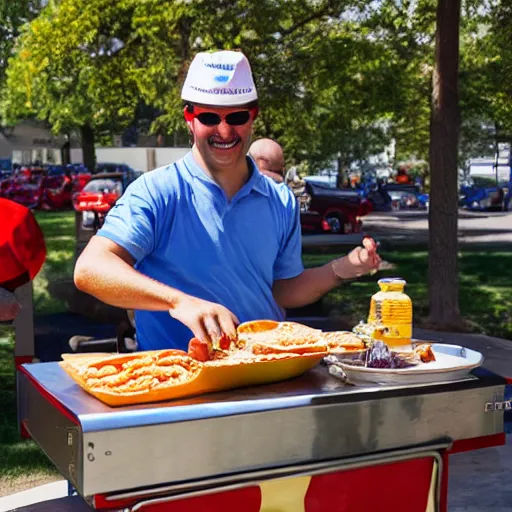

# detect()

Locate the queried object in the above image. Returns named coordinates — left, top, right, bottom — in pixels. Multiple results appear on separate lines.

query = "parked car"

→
left=299, top=178, right=372, bottom=234
left=4, top=174, right=44, bottom=208
left=358, top=182, right=393, bottom=212
left=72, top=172, right=138, bottom=230
left=384, top=183, right=429, bottom=210
left=39, top=175, right=75, bottom=210
left=0, top=175, right=14, bottom=198
left=95, top=162, right=142, bottom=179
left=459, top=179, right=504, bottom=211
left=0, top=158, right=12, bottom=173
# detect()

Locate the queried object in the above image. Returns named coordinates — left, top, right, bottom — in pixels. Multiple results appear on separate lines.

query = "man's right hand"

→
left=169, top=295, right=239, bottom=344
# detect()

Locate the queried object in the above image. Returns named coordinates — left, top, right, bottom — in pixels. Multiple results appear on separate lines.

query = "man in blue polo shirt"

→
left=74, top=50, right=381, bottom=352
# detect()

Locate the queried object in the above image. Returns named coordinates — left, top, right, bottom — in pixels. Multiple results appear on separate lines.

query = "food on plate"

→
left=322, top=331, right=365, bottom=353
left=364, top=341, right=415, bottom=369
left=188, top=337, right=212, bottom=362
left=204, top=351, right=302, bottom=367
left=413, top=343, right=436, bottom=363
left=251, top=339, right=327, bottom=356
left=65, top=350, right=201, bottom=394
left=188, top=333, right=237, bottom=362
left=238, top=321, right=327, bottom=356
left=339, top=340, right=437, bottom=369
left=60, top=344, right=325, bottom=406
left=188, top=320, right=328, bottom=361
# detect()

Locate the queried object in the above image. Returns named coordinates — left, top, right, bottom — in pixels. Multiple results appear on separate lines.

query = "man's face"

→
left=188, top=105, right=256, bottom=173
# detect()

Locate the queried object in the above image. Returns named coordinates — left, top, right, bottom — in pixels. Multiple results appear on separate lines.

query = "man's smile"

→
left=208, top=136, right=241, bottom=150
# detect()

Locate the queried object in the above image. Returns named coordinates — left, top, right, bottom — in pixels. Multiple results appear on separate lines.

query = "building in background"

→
left=0, top=121, right=190, bottom=172
left=0, top=121, right=70, bottom=165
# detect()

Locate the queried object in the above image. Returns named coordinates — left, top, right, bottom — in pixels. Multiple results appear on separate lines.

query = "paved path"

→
left=302, top=210, right=512, bottom=249
left=449, top=435, right=512, bottom=511
left=0, top=481, right=67, bottom=512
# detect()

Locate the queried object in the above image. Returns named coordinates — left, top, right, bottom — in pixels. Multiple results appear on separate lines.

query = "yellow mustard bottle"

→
left=368, top=278, right=413, bottom=350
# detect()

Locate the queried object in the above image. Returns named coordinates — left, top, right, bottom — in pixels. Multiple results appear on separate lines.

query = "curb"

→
left=0, top=481, right=67, bottom=512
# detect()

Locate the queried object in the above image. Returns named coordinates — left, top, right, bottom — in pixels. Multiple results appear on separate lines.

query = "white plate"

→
left=336, top=344, right=484, bottom=386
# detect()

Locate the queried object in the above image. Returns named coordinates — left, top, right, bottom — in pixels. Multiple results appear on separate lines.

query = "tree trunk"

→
left=336, top=156, right=349, bottom=189
left=61, top=140, right=71, bottom=165
left=80, top=124, right=96, bottom=172
left=427, top=0, right=463, bottom=329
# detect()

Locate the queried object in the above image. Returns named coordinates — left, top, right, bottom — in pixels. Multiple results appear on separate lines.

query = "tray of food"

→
left=325, top=340, right=484, bottom=386
left=60, top=320, right=333, bottom=406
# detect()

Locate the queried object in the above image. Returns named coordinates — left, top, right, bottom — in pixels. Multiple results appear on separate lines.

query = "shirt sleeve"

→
left=97, top=176, right=158, bottom=263
left=273, top=188, right=304, bottom=280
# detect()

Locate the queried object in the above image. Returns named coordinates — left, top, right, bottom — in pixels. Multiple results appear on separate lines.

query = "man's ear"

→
left=183, top=106, right=194, bottom=123
left=183, top=107, right=194, bottom=135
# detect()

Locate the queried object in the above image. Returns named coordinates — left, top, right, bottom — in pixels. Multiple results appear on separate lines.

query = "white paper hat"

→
left=181, top=50, right=258, bottom=107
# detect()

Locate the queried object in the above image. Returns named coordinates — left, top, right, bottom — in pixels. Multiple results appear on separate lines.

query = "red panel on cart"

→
left=305, top=457, right=435, bottom=512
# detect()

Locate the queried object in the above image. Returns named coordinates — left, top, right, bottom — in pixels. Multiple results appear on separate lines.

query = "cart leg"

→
left=439, top=450, right=449, bottom=512
left=68, top=481, right=77, bottom=497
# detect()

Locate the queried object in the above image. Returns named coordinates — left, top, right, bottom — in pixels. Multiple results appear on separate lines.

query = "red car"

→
left=40, top=166, right=92, bottom=210
left=40, top=175, right=74, bottom=210
left=4, top=173, right=44, bottom=209
left=299, top=179, right=372, bottom=234
left=2, top=166, right=92, bottom=210
left=72, top=173, right=127, bottom=231
left=0, top=176, right=14, bottom=198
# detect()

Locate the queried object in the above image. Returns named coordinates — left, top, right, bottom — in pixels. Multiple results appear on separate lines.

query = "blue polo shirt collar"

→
left=183, top=151, right=268, bottom=199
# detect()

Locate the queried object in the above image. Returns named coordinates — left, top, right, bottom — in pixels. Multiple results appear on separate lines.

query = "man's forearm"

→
left=272, top=263, right=340, bottom=309
left=74, top=249, right=184, bottom=311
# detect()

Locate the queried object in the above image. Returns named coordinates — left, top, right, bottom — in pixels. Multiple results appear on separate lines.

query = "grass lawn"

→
left=0, top=329, right=58, bottom=489
left=32, top=211, right=76, bottom=314
left=303, top=250, right=512, bottom=341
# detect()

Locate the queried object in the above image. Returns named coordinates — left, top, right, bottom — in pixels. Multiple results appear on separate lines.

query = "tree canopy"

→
left=0, top=0, right=44, bottom=84
left=0, top=0, right=510, bottom=172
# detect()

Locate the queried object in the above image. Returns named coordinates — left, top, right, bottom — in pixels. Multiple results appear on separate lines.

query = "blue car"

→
left=459, top=183, right=504, bottom=211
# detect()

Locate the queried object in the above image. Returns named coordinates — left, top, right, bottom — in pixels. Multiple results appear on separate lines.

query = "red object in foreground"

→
left=0, top=198, right=46, bottom=290
left=305, top=457, right=435, bottom=512
left=94, top=455, right=439, bottom=511
left=188, top=337, right=211, bottom=362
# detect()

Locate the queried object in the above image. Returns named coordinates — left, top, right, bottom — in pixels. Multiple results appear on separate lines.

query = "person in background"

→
left=395, top=165, right=412, bottom=185
left=74, top=50, right=381, bottom=353
left=248, top=138, right=285, bottom=183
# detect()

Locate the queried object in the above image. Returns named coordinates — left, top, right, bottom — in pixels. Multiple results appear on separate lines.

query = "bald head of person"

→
left=248, top=138, right=285, bottom=183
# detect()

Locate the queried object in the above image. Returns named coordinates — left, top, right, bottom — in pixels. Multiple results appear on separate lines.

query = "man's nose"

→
left=217, top=120, right=235, bottom=138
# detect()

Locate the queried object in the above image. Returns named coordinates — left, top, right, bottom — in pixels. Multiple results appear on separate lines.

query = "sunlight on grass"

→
left=33, top=211, right=75, bottom=314
left=0, top=341, right=57, bottom=480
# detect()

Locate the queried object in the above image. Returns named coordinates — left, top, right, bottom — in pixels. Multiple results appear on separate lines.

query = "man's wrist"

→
left=167, top=289, right=187, bottom=311
left=330, top=256, right=356, bottom=284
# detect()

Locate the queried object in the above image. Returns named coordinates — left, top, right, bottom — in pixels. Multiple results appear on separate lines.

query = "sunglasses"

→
left=184, top=106, right=258, bottom=127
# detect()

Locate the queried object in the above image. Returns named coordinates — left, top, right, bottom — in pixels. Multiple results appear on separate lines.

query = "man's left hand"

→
left=331, top=236, right=381, bottom=281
